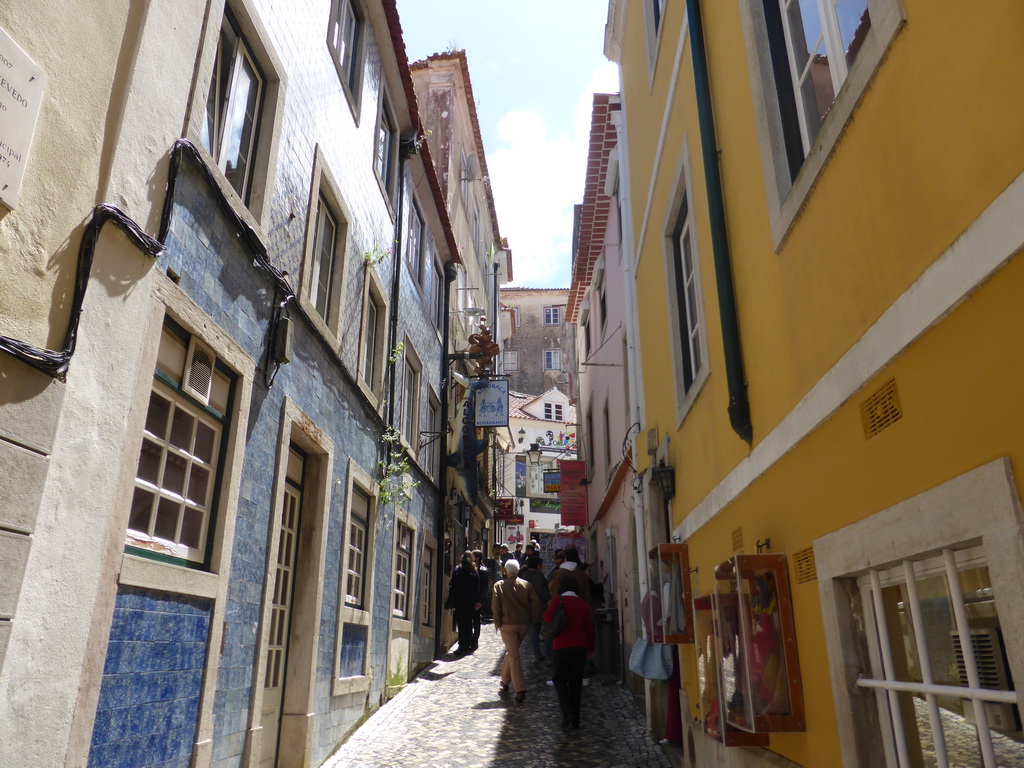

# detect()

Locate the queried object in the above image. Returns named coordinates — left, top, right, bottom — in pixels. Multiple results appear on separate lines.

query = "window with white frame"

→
left=127, top=321, right=234, bottom=566
left=327, top=0, right=363, bottom=101
left=423, top=395, right=440, bottom=479
left=585, top=406, right=595, bottom=469
left=344, top=487, right=371, bottom=609
left=360, top=281, right=385, bottom=395
left=432, top=259, right=445, bottom=331
left=503, top=349, right=519, bottom=372
left=393, top=522, right=413, bottom=619
left=420, top=543, right=435, bottom=627
left=375, top=91, right=398, bottom=202
left=774, top=0, right=871, bottom=159
left=407, top=202, right=426, bottom=284
left=202, top=8, right=265, bottom=204
left=400, top=348, right=421, bottom=446
left=602, top=400, right=612, bottom=467
left=460, top=149, right=469, bottom=209
left=543, top=348, right=561, bottom=371
left=669, top=191, right=704, bottom=396
left=336, top=471, right=375, bottom=688
left=544, top=402, right=563, bottom=422
left=543, top=306, right=562, bottom=325
left=308, top=195, right=342, bottom=324
left=740, top=0, right=900, bottom=241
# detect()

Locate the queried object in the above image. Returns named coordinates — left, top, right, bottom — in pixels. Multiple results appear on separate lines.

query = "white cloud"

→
left=488, top=62, right=620, bottom=288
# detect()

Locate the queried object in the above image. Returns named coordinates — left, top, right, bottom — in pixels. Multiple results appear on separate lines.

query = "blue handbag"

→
left=628, top=638, right=673, bottom=680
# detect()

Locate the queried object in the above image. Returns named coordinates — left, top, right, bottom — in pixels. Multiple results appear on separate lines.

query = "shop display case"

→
left=645, top=543, right=693, bottom=643
left=694, top=553, right=805, bottom=744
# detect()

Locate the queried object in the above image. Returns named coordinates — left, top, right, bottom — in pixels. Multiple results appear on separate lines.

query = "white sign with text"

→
left=0, top=27, right=46, bottom=210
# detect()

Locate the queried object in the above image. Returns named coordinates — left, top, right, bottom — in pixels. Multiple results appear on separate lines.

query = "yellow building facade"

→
left=609, top=0, right=1024, bottom=765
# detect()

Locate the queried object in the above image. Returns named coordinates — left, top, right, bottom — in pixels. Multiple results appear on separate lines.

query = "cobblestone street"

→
left=322, top=627, right=671, bottom=768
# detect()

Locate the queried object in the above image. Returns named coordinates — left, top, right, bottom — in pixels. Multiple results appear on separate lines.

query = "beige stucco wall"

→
left=0, top=2, right=208, bottom=766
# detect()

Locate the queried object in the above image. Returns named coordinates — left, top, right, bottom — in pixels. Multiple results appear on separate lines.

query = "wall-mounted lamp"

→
left=652, top=459, right=676, bottom=501
left=517, top=428, right=526, bottom=445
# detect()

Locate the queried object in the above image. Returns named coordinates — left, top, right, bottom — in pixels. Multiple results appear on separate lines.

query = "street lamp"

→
left=652, top=459, right=676, bottom=501
left=517, top=428, right=526, bottom=445
left=528, top=442, right=544, bottom=466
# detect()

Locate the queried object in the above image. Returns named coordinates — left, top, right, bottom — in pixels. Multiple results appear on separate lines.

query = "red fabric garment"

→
left=543, top=594, right=594, bottom=653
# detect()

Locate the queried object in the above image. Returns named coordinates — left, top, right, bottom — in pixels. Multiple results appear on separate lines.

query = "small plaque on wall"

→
left=0, top=27, right=47, bottom=211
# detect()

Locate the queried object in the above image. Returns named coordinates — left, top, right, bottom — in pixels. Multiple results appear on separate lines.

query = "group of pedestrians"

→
left=445, top=542, right=597, bottom=730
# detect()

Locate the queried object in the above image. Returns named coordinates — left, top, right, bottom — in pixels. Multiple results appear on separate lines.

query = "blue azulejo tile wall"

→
left=88, top=586, right=211, bottom=768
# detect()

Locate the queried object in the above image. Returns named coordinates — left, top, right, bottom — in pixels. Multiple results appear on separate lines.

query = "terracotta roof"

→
left=382, top=2, right=461, bottom=264
left=409, top=50, right=502, bottom=262
left=502, top=287, right=569, bottom=294
left=567, top=94, right=620, bottom=322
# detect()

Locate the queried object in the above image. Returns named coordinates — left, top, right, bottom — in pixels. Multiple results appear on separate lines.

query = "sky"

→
left=395, top=1, right=619, bottom=289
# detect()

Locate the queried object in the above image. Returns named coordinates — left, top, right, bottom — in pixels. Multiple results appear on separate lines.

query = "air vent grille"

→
left=794, top=547, right=817, bottom=583
left=183, top=340, right=215, bottom=405
left=952, top=628, right=1010, bottom=690
left=861, top=379, right=903, bottom=438
left=731, top=527, right=743, bottom=553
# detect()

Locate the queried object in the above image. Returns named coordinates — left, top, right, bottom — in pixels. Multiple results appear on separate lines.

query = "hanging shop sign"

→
left=558, top=460, right=588, bottom=527
left=543, top=470, right=561, bottom=493
left=495, top=498, right=523, bottom=524
left=474, top=378, right=508, bottom=427
left=0, top=27, right=47, bottom=210
left=514, top=455, right=527, bottom=497
left=445, top=372, right=488, bottom=505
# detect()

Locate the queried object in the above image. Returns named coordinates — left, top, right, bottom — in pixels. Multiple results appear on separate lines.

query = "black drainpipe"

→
left=434, top=261, right=458, bottom=659
left=385, top=137, right=415, bottom=433
left=685, top=0, right=753, bottom=445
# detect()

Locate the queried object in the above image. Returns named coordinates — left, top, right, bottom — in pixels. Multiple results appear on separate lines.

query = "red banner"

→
left=559, top=460, right=588, bottom=527
left=496, top=499, right=517, bottom=521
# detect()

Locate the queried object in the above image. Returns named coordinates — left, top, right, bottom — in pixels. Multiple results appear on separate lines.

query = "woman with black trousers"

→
left=543, top=574, right=594, bottom=728
left=447, top=550, right=481, bottom=655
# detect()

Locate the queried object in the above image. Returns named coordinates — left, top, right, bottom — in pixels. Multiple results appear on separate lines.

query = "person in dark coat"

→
left=472, top=549, right=492, bottom=648
left=520, top=554, right=552, bottom=661
left=446, top=550, right=481, bottom=655
left=544, top=574, right=594, bottom=729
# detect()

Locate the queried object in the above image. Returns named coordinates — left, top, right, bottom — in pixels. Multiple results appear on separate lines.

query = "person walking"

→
left=491, top=558, right=539, bottom=703
left=545, top=574, right=594, bottom=729
left=471, top=549, right=491, bottom=648
left=446, top=550, right=481, bottom=655
left=520, top=554, right=551, bottom=661
left=549, top=547, right=592, bottom=605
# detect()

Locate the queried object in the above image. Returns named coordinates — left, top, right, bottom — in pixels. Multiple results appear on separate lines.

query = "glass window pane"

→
left=180, top=507, right=204, bottom=550
left=155, top=497, right=182, bottom=541
left=834, top=0, right=870, bottom=63
left=146, top=392, right=171, bottom=438
left=194, top=421, right=216, bottom=464
left=188, top=465, right=210, bottom=505
left=163, top=452, right=188, bottom=496
left=339, top=622, right=368, bottom=678
left=128, top=487, right=155, bottom=534
left=170, top=408, right=194, bottom=451
left=137, top=439, right=163, bottom=485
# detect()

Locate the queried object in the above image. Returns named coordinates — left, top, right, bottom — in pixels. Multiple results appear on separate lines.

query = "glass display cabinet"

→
left=646, top=543, right=693, bottom=644
left=694, top=553, right=805, bottom=744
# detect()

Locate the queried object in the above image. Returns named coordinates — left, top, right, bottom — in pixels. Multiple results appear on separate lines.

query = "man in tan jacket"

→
left=492, top=558, right=540, bottom=703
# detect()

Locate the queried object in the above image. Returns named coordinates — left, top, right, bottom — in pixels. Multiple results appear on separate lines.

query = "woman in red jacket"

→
left=543, top=574, right=594, bottom=728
